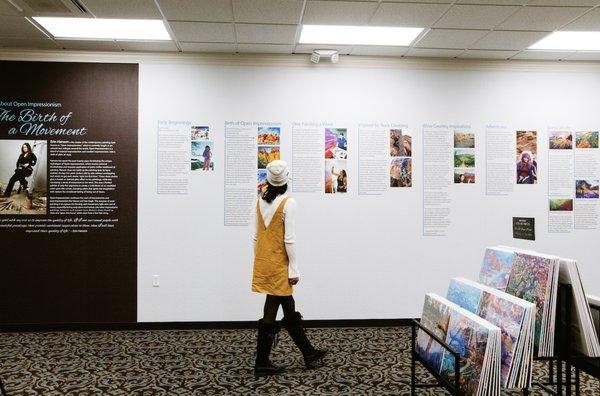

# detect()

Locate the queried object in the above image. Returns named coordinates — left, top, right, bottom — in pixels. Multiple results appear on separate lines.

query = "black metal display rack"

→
left=410, top=284, right=576, bottom=396
left=569, top=299, right=600, bottom=396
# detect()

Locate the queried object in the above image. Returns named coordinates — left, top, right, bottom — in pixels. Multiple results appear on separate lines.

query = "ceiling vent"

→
left=20, top=0, right=88, bottom=14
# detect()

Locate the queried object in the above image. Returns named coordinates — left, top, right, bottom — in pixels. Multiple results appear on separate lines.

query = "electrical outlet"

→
left=152, top=275, right=160, bottom=287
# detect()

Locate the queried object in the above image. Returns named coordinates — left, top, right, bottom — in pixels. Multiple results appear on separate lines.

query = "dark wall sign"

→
left=0, top=61, right=138, bottom=324
left=513, top=217, right=535, bottom=241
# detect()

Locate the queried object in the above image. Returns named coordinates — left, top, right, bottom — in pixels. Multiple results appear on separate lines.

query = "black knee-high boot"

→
left=282, top=312, right=328, bottom=369
left=254, top=319, right=284, bottom=376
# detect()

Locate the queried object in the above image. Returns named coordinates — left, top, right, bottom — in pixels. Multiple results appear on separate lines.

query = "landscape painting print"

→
left=505, top=253, right=551, bottom=345
left=548, top=131, right=572, bottom=150
left=478, top=292, right=524, bottom=386
left=416, top=294, right=452, bottom=372
left=447, top=279, right=482, bottom=314
left=440, top=310, right=489, bottom=396
left=480, top=248, right=515, bottom=291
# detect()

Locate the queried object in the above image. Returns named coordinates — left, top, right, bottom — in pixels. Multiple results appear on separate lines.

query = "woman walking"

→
left=252, top=160, right=327, bottom=376
left=202, top=145, right=212, bottom=171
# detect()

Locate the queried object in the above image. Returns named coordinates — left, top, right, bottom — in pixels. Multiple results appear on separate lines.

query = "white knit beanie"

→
left=266, top=160, right=289, bottom=186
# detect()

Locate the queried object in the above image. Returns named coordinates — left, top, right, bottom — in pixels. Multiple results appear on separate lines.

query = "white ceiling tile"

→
left=434, top=5, right=520, bottom=29
left=470, top=31, right=549, bottom=50
left=80, top=0, right=161, bottom=19
left=457, top=0, right=527, bottom=4
left=405, top=48, right=463, bottom=58
left=0, top=37, right=59, bottom=49
left=235, top=23, right=296, bottom=44
left=527, top=0, right=599, bottom=5
left=0, top=17, right=45, bottom=38
left=54, top=40, right=121, bottom=51
left=159, top=0, right=233, bottom=22
left=567, top=51, right=600, bottom=61
left=294, top=44, right=353, bottom=55
left=117, top=41, right=179, bottom=52
left=416, top=29, right=489, bottom=49
left=0, top=1, right=20, bottom=16
left=233, top=0, right=303, bottom=24
left=497, top=6, right=588, bottom=31
left=512, top=50, right=576, bottom=60
left=237, top=43, right=293, bottom=53
left=302, top=1, right=378, bottom=25
left=563, top=8, right=600, bottom=30
left=370, top=3, right=449, bottom=27
left=458, top=49, right=519, bottom=59
left=170, top=22, right=235, bottom=42
left=179, top=42, right=236, bottom=52
left=350, top=45, right=408, bottom=56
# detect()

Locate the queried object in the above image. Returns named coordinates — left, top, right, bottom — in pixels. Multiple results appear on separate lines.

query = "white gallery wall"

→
left=136, top=56, right=600, bottom=322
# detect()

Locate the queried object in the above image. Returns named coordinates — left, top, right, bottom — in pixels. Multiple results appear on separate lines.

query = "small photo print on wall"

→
left=258, top=127, right=280, bottom=145
left=575, top=131, right=599, bottom=149
left=257, top=170, right=268, bottom=194
left=192, top=141, right=214, bottom=171
left=325, top=128, right=347, bottom=159
left=454, top=148, right=475, bottom=168
left=325, top=159, right=348, bottom=193
left=516, top=130, right=537, bottom=184
left=0, top=139, right=48, bottom=215
left=257, top=145, right=280, bottom=169
left=454, top=169, right=475, bottom=184
left=191, top=125, right=210, bottom=141
left=548, top=131, right=572, bottom=150
left=390, top=129, right=412, bottom=157
left=549, top=198, right=573, bottom=211
left=575, top=180, right=599, bottom=199
left=390, top=157, right=412, bottom=187
left=453, top=132, right=475, bottom=149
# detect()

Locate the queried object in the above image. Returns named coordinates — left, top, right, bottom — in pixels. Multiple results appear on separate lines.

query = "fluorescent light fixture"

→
left=33, top=17, right=171, bottom=41
left=529, top=31, right=600, bottom=51
left=300, top=25, right=423, bottom=46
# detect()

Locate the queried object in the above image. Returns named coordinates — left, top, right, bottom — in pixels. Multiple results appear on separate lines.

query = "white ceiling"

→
left=0, top=0, right=599, bottom=60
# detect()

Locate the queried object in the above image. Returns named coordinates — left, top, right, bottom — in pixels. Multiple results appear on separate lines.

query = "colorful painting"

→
left=325, top=128, right=348, bottom=159
left=390, top=157, right=411, bottom=187
left=575, top=131, right=599, bottom=149
left=454, top=132, right=475, bottom=149
left=575, top=179, right=599, bottom=199
left=446, top=279, right=482, bottom=314
left=257, top=127, right=280, bottom=145
left=548, top=131, right=572, bottom=150
left=478, top=292, right=524, bottom=386
left=549, top=198, right=573, bottom=211
left=454, top=149, right=475, bottom=168
left=440, top=310, right=489, bottom=396
left=479, top=248, right=515, bottom=291
left=416, top=294, right=452, bottom=373
left=257, top=146, right=280, bottom=169
left=505, top=253, right=552, bottom=346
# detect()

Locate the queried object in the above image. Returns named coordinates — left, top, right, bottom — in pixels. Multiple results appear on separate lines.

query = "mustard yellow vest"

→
left=252, top=196, right=293, bottom=296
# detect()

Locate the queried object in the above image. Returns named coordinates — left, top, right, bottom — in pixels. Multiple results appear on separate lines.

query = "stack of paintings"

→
left=417, top=293, right=501, bottom=396
left=479, top=247, right=560, bottom=357
left=446, top=278, right=536, bottom=388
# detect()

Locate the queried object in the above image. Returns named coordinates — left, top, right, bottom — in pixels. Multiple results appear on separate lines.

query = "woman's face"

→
left=522, top=156, right=529, bottom=163
left=22, top=145, right=29, bottom=153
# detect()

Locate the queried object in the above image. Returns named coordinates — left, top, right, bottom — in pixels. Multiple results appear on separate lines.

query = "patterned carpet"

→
left=0, top=326, right=598, bottom=395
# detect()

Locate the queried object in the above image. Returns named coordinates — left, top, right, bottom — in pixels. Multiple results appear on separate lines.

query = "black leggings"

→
left=262, top=295, right=295, bottom=324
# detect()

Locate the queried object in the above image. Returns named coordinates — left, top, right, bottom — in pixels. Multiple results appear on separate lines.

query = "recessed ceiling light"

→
left=299, top=25, right=423, bottom=46
left=529, top=31, right=600, bottom=51
left=33, top=17, right=171, bottom=41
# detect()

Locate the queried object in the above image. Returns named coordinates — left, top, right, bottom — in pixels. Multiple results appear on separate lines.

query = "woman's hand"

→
left=289, top=277, right=299, bottom=285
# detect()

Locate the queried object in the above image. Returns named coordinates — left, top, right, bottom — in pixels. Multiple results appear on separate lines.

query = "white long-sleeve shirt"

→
left=253, top=193, right=300, bottom=278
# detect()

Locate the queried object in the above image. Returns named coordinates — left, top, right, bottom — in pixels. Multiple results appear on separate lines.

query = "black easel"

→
left=410, top=319, right=461, bottom=396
